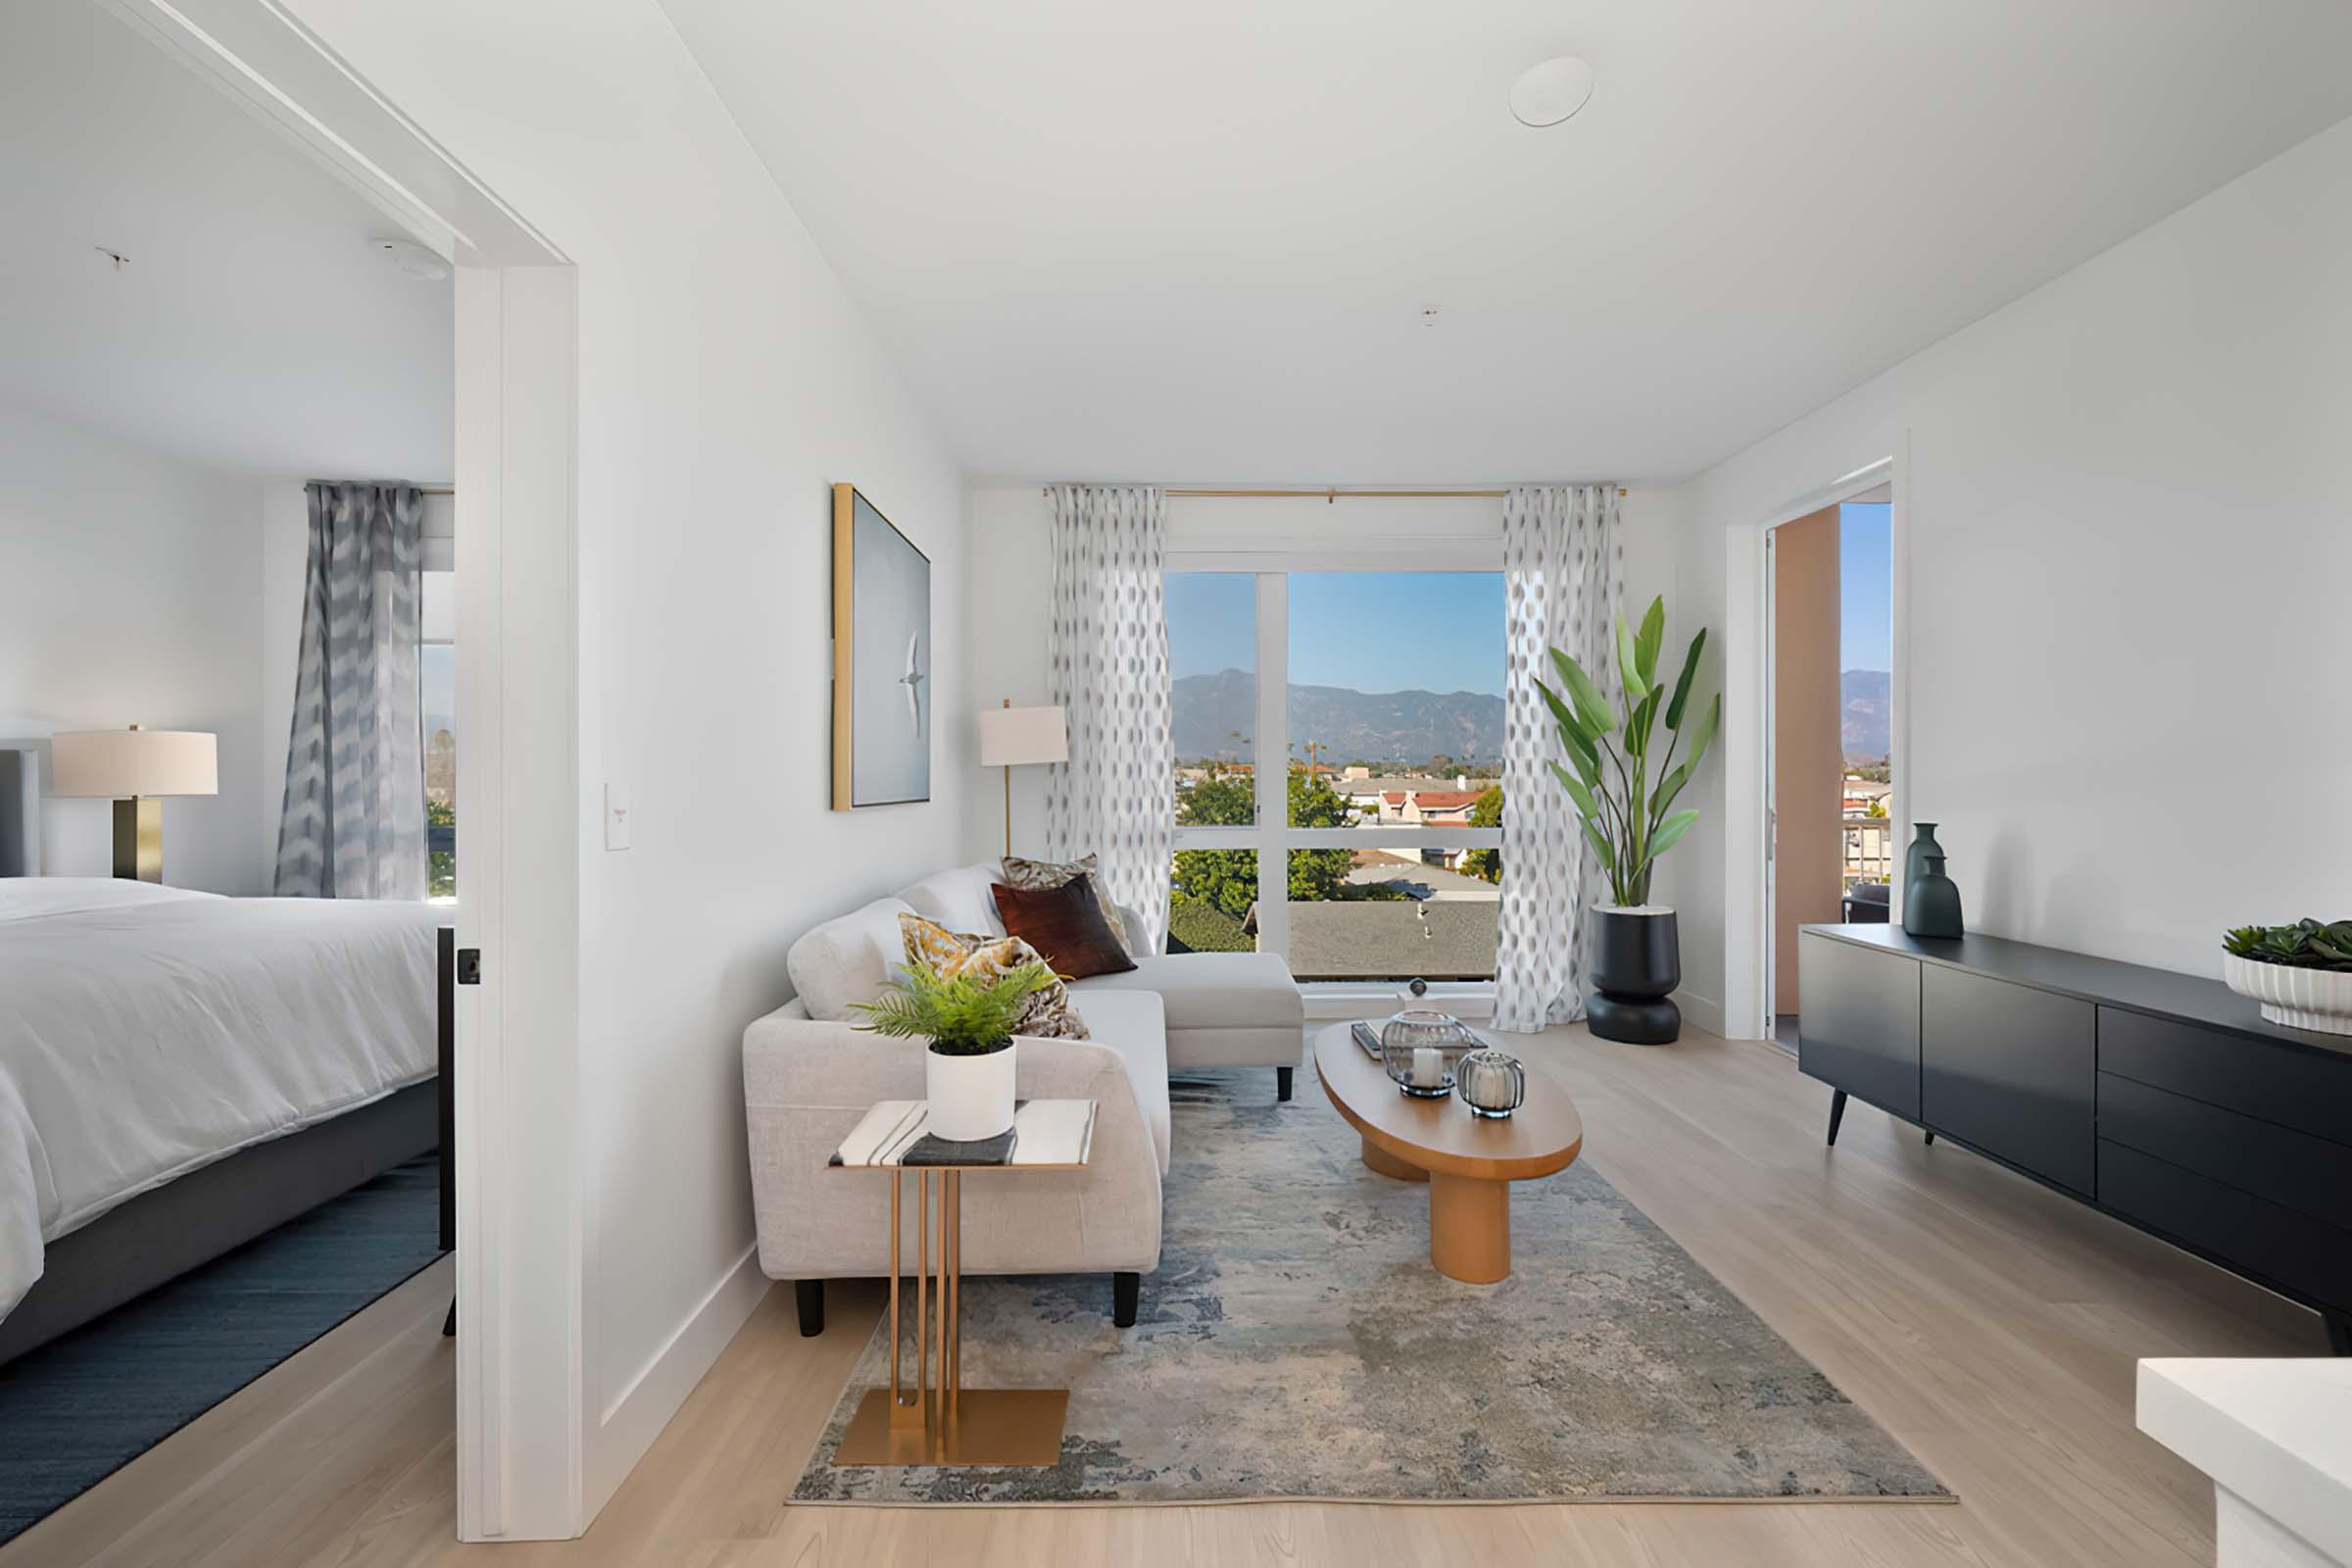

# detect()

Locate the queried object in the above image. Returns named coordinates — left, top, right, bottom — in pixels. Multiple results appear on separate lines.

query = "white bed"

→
left=0, top=877, right=440, bottom=1328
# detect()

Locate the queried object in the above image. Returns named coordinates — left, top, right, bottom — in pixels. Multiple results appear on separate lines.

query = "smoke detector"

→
left=1510, top=56, right=1595, bottom=128
left=371, top=238, right=451, bottom=281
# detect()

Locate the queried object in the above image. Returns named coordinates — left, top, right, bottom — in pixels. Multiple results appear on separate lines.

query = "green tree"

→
left=1460, top=784, right=1503, bottom=884
left=1171, top=766, right=1361, bottom=916
left=1286, top=768, right=1355, bottom=903
left=426, top=797, right=456, bottom=899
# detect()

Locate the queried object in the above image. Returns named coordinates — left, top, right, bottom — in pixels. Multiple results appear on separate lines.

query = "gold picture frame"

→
left=831, top=483, right=932, bottom=809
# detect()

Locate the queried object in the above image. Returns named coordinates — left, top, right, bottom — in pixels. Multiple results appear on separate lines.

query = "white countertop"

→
left=2137, top=1358, right=2352, bottom=1564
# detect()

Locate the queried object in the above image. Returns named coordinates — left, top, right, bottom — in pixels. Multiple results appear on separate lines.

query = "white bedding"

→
left=0, top=877, right=439, bottom=1324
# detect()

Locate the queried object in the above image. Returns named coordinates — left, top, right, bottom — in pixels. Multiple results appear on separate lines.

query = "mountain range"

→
left=1841, top=667, right=1889, bottom=763
left=1171, top=666, right=1892, bottom=768
left=1174, top=670, right=1503, bottom=767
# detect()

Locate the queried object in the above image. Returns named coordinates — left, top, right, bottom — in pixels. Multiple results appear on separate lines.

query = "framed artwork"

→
left=830, top=483, right=931, bottom=808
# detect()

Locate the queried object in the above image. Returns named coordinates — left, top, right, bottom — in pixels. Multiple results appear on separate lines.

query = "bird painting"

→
left=899, top=629, right=926, bottom=734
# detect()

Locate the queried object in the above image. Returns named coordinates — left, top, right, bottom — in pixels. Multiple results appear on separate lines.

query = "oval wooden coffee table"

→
left=1313, top=1022, right=1584, bottom=1284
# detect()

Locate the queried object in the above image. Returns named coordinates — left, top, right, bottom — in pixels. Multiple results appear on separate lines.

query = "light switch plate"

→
left=604, top=783, right=632, bottom=851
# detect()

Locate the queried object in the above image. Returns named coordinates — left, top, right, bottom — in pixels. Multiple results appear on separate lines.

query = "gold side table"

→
left=825, top=1097, right=1098, bottom=1467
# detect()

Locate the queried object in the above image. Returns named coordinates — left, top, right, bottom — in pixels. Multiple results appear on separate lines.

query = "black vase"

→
left=1587, top=907, right=1682, bottom=1045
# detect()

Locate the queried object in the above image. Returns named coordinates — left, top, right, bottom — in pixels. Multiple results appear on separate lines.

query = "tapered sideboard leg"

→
left=1826, top=1089, right=1848, bottom=1147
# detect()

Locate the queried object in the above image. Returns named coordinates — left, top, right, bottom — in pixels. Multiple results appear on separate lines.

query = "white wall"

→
left=0, top=403, right=269, bottom=893
left=287, top=0, right=972, bottom=1525
left=1669, top=114, right=2352, bottom=1030
left=964, top=483, right=1679, bottom=868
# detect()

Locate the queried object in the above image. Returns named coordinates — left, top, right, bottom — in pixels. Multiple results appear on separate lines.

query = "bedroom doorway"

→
left=0, top=0, right=579, bottom=1553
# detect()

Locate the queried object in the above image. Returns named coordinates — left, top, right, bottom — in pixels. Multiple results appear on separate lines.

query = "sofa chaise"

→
left=742, top=862, right=1304, bottom=1335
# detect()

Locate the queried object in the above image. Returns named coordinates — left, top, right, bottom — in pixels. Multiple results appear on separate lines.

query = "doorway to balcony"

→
left=1764, top=485, right=1893, bottom=1054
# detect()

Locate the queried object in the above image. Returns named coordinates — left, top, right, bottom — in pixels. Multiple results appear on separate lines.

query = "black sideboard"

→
left=1797, top=923, right=2352, bottom=1353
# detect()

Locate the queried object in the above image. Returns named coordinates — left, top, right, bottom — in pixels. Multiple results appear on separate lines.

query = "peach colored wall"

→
left=1772, top=505, right=1841, bottom=1012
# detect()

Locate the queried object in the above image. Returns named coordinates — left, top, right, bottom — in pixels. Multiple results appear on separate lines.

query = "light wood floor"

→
left=7, top=1026, right=2323, bottom=1568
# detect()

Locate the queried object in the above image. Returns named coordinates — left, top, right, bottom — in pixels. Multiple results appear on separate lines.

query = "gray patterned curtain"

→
left=1042, top=485, right=1175, bottom=953
left=272, top=482, right=425, bottom=899
left=1494, top=484, right=1622, bottom=1031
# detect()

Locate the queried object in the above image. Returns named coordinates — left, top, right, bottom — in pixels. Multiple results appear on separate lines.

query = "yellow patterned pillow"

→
left=897, top=914, right=1089, bottom=1040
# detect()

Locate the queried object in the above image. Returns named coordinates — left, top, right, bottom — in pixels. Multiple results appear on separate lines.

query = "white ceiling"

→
left=662, top=0, right=2352, bottom=486
left=0, top=0, right=452, bottom=481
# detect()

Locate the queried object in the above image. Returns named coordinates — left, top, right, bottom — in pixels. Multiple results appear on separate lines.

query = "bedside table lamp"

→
left=977, top=702, right=1066, bottom=858
left=52, top=725, right=218, bottom=883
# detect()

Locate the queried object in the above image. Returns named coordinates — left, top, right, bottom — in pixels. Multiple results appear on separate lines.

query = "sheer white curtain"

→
left=1494, top=484, right=1623, bottom=1031
left=1043, top=485, right=1175, bottom=952
left=272, top=481, right=426, bottom=900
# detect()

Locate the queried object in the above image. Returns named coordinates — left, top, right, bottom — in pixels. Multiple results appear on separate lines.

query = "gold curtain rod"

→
left=1038, top=485, right=1627, bottom=500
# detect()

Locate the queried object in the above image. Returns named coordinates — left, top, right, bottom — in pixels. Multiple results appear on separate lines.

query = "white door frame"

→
left=100, top=0, right=585, bottom=1542
left=1723, top=448, right=1908, bottom=1042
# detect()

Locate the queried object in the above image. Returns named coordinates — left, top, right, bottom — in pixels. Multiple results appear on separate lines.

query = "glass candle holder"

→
left=1455, top=1049, right=1526, bottom=1119
left=1380, top=1009, right=1472, bottom=1099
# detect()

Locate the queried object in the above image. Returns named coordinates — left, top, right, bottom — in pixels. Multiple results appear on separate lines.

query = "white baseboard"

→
left=1677, top=989, right=1730, bottom=1039
left=582, top=1243, right=766, bottom=1519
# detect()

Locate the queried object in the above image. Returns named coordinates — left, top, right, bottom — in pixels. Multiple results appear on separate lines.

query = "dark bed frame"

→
left=0, top=886, right=456, bottom=1366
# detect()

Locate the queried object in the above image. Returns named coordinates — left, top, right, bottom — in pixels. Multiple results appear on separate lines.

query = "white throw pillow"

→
left=897, top=864, right=1005, bottom=939
left=785, top=897, right=916, bottom=1021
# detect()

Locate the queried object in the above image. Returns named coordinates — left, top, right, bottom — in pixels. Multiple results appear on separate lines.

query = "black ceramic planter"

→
left=1587, top=906, right=1681, bottom=1045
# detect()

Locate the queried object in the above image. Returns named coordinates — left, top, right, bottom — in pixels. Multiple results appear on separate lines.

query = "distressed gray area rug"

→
left=794, top=1067, right=1948, bottom=1506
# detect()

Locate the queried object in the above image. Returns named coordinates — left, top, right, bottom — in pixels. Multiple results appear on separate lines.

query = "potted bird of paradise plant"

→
left=1533, top=595, right=1720, bottom=1043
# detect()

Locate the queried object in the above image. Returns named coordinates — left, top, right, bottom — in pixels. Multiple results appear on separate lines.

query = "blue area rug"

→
left=0, top=1153, right=445, bottom=1544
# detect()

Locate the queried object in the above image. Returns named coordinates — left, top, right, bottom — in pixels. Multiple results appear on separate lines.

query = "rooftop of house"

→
left=1251, top=900, right=1498, bottom=983
left=1382, top=789, right=1483, bottom=812
left=1344, top=861, right=1501, bottom=901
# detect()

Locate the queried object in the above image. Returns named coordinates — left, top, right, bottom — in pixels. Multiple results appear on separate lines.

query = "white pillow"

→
left=897, top=864, right=1005, bottom=939
left=785, top=897, right=916, bottom=1021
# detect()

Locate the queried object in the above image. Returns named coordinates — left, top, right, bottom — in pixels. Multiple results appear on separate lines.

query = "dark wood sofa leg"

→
left=795, top=1278, right=824, bottom=1338
left=1276, top=1066, right=1294, bottom=1102
left=1826, top=1089, right=1848, bottom=1147
left=1112, top=1271, right=1140, bottom=1328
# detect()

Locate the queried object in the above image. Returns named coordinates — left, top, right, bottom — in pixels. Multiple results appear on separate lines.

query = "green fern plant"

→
left=1532, top=594, right=1720, bottom=907
left=2223, top=919, right=2352, bottom=972
left=848, top=959, right=1054, bottom=1054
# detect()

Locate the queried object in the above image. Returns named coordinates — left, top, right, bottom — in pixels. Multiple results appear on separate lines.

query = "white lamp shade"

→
left=52, top=729, right=219, bottom=798
left=979, top=706, right=1067, bottom=767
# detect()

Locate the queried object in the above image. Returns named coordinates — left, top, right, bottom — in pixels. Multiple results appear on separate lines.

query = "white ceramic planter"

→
left=925, top=1039, right=1017, bottom=1141
left=2223, top=955, right=2352, bottom=1036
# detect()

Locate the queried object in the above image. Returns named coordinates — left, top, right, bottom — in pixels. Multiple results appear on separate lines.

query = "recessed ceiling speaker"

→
left=371, top=237, right=452, bottom=282
left=1510, top=56, right=1594, bottom=128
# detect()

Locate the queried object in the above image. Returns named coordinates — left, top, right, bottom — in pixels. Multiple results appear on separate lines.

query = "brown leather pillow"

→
left=990, top=876, right=1139, bottom=982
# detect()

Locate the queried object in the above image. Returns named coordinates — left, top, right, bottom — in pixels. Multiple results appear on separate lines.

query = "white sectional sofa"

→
left=741, top=862, right=1303, bottom=1335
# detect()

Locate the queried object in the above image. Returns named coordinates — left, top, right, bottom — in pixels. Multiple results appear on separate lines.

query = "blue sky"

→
left=1840, top=503, right=1891, bottom=672
left=1166, top=571, right=1505, bottom=695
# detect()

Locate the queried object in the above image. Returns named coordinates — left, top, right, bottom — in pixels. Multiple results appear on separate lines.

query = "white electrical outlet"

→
left=604, top=783, right=632, bottom=851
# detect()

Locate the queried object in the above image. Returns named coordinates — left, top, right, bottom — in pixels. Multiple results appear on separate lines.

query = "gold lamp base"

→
left=833, top=1387, right=1070, bottom=1467
left=113, top=797, right=164, bottom=882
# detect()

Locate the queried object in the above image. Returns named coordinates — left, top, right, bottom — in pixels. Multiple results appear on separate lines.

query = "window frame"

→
left=1166, top=539, right=1504, bottom=1004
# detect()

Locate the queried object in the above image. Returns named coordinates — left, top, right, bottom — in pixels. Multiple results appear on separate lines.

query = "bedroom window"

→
left=1166, top=567, right=1503, bottom=986
left=421, top=569, right=456, bottom=903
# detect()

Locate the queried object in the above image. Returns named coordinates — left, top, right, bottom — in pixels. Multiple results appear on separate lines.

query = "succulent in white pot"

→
left=2221, top=919, right=2352, bottom=1036
left=849, top=958, right=1054, bottom=1141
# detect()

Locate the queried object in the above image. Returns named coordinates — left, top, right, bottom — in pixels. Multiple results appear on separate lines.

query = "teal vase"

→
left=1904, top=822, right=1943, bottom=889
left=1904, top=852, right=1964, bottom=939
